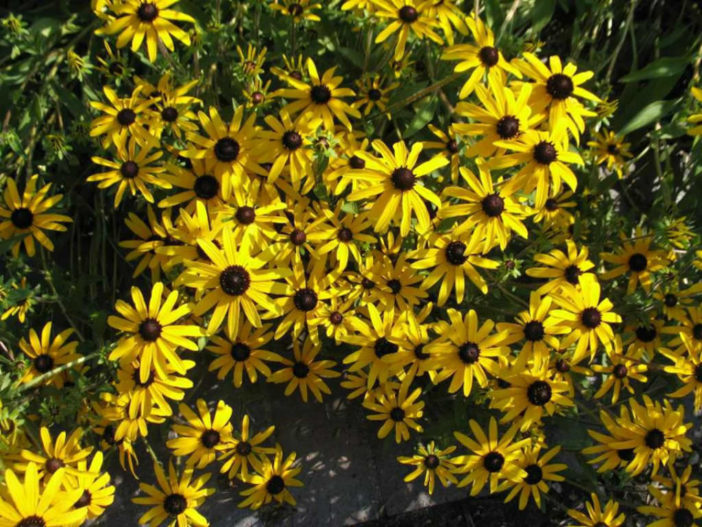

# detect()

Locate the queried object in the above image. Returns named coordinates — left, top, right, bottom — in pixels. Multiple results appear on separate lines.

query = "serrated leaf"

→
left=619, top=56, right=689, bottom=83
left=619, top=100, right=678, bottom=136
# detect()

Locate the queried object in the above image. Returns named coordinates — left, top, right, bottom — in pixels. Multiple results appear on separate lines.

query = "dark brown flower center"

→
left=496, top=115, right=520, bottom=139
left=424, top=454, right=440, bottom=469
left=694, top=364, right=702, bottom=383
left=194, top=175, right=219, bottom=199
left=289, top=228, right=307, bottom=246
left=330, top=311, right=343, bottom=325
left=117, top=108, right=136, bottom=126
left=361, top=277, right=375, bottom=289
left=524, top=464, right=543, bottom=484
left=391, top=167, right=416, bottom=191
left=288, top=3, right=303, bottom=16
left=645, top=428, right=665, bottom=449
left=673, top=508, right=694, bottom=527
left=163, top=493, right=187, bottom=516
left=11, top=207, right=34, bottom=229
left=481, top=193, right=505, bottom=217
left=613, top=364, right=628, bottom=379
left=390, top=407, right=405, bottom=421
left=292, top=361, right=310, bottom=378
left=445, top=241, right=468, bottom=265
left=607, top=143, right=620, bottom=155
left=235, top=206, right=256, bottom=225
left=387, top=279, right=402, bottom=294
left=374, top=337, right=398, bottom=358
left=267, top=475, right=285, bottom=495
left=338, top=227, right=353, bottom=242
left=527, top=380, right=552, bottom=405
left=310, top=85, right=332, bottom=104
left=414, top=344, right=429, bottom=360
left=628, top=253, right=648, bottom=272
left=581, top=307, right=602, bottom=329
left=398, top=6, right=419, bottom=23
left=664, top=293, right=678, bottom=307
left=282, top=131, right=303, bottom=150
left=220, top=266, right=250, bottom=296
left=201, top=429, right=220, bottom=448
left=555, top=359, right=570, bottom=373
left=617, top=448, right=634, bottom=461
left=161, top=107, right=178, bottom=122
left=293, top=288, right=318, bottom=311
left=45, top=457, right=64, bottom=474
left=74, top=490, right=92, bottom=508
left=523, top=321, right=545, bottom=342
left=251, top=92, right=264, bottom=104
left=483, top=451, right=504, bottom=472
left=635, top=325, right=657, bottom=343
left=16, top=516, right=47, bottom=527
left=533, top=141, right=558, bottom=164
left=544, top=198, right=559, bottom=211
left=214, top=138, right=240, bottom=162
left=478, top=46, right=499, bottom=67
left=137, top=3, right=159, bottom=22
left=546, top=74, right=574, bottom=100
left=231, top=343, right=251, bottom=362
left=458, top=342, right=480, bottom=364
left=446, top=139, right=459, bottom=153
left=120, top=160, right=139, bottom=179
left=349, top=155, right=365, bottom=169
left=139, top=318, right=162, bottom=341
left=133, top=369, right=155, bottom=387
left=34, top=354, right=54, bottom=373
left=236, top=441, right=252, bottom=455
left=564, top=264, right=581, bottom=284
left=102, top=425, right=116, bottom=445
left=368, top=88, right=382, bottom=101
left=693, top=324, right=702, bottom=341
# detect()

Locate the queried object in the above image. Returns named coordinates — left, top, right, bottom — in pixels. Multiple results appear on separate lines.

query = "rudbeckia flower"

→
left=526, top=239, right=595, bottom=294
left=661, top=333, right=702, bottom=412
left=586, top=129, right=632, bottom=178
left=501, top=444, right=566, bottom=510
left=397, top=441, right=458, bottom=495
left=17, top=323, right=80, bottom=389
left=374, top=0, right=443, bottom=61
left=19, top=427, right=93, bottom=487
left=98, top=0, right=195, bottom=63
left=219, top=415, right=276, bottom=482
left=592, top=336, right=648, bottom=404
left=72, top=452, right=116, bottom=520
left=238, top=446, right=303, bottom=510
left=567, top=493, right=625, bottom=527
left=89, top=85, right=154, bottom=148
left=269, top=0, right=322, bottom=23
left=363, top=381, right=425, bottom=443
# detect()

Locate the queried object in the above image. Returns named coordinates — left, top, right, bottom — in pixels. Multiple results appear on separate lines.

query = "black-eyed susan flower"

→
left=72, top=452, right=116, bottom=520
left=178, top=228, right=291, bottom=337
left=397, top=441, right=458, bottom=495
left=158, top=158, right=224, bottom=210
left=652, top=464, right=702, bottom=512
left=501, top=443, right=566, bottom=510
left=637, top=488, right=702, bottom=527
left=238, top=446, right=303, bottom=509
left=353, top=75, right=398, bottom=117
left=120, top=207, right=179, bottom=279
left=374, top=0, right=443, bottom=61
left=0, top=463, right=87, bottom=527
left=516, top=53, right=600, bottom=140
left=183, top=106, right=265, bottom=199
left=207, top=321, right=282, bottom=388
left=600, top=228, right=667, bottom=294
left=19, top=427, right=92, bottom=486
left=526, top=239, right=595, bottom=294
left=273, top=58, right=360, bottom=131
left=145, top=76, right=201, bottom=140
left=108, top=282, right=202, bottom=382
left=89, top=137, right=171, bottom=208
left=609, top=396, right=692, bottom=476
left=219, top=415, right=275, bottom=482
left=133, top=461, right=213, bottom=526
left=370, top=253, right=428, bottom=314
left=532, top=190, right=576, bottom=229
left=425, top=0, right=467, bottom=45
left=587, top=129, right=632, bottom=178
left=270, top=0, right=322, bottom=23
left=428, top=308, right=509, bottom=397
left=583, top=406, right=637, bottom=473
left=236, top=44, right=268, bottom=77
left=167, top=399, right=234, bottom=469
left=17, top=323, right=80, bottom=389
left=439, top=164, right=531, bottom=252
left=268, top=338, right=340, bottom=403
left=343, top=303, right=406, bottom=388
left=551, top=275, right=622, bottom=361
left=454, top=80, right=539, bottom=158
left=624, top=316, right=669, bottom=359
left=385, top=303, right=440, bottom=384
left=363, top=381, right=424, bottom=443
left=410, top=232, right=499, bottom=305
left=453, top=417, right=528, bottom=496
left=490, top=363, right=573, bottom=431
left=592, top=336, right=648, bottom=404
left=0, top=277, right=34, bottom=322
left=493, top=129, right=584, bottom=209
left=98, top=0, right=195, bottom=62
left=224, top=179, right=287, bottom=249
left=442, top=15, right=521, bottom=99
left=666, top=308, right=702, bottom=349
left=243, top=78, right=274, bottom=109
left=497, top=291, right=568, bottom=363
left=661, top=333, right=702, bottom=412
left=567, top=493, right=625, bottom=527
left=89, top=85, right=154, bottom=148
left=270, top=196, right=325, bottom=267
left=347, top=139, right=447, bottom=236
left=0, top=175, right=72, bottom=258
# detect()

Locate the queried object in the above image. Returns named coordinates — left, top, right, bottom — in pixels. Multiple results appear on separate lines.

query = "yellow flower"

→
left=567, top=493, right=625, bottom=527
left=425, top=0, right=468, bottom=45
left=99, top=0, right=195, bottom=62
left=89, top=137, right=171, bottom=208
left=17, top=323, right=80, bottom=389
left=119, top=206, right=179, bottom=280
left=0, top=463, right=87, bottom=527
left=501, top=444, right=566, bottom=510
left=133, top=461, right=213, bottom=526
left=363, top=381, right=424, bottom=443
left=139, top=75, right=201, bottom=140
left=158, top=158, right=224, bottom=211
left=600, top=228, right=668, bottom=294
left=0, top=175, right=72, bottom=258
left=592, top=336, right=648, bottom=403
left=586, top=129, right=632, bottom=178
left=422, top=124, right=461, bottom=183
left=0, top=277, right=33, bottom=323
left=108, top=282, right=202, bottom=382
left=236, top=44, right=268, bottom=77
left=687, top=86, right=702, bottom=135
left=582, top=406, right=636, bottom=473
left=167, top=399, right=234, bottom=469
left=637, top=487, right=702, bottom=527
left=238, top=446, right=303, bottom=509
left=89, top=85, right=154, bottom=148
left=442, top=15, right=521, bottom=99
left=347, top=139, right=447, bottom=236
left=374, top=0, right=443, bottom=61
left=453, top=417, right=528, bottom=496
left=269, top=0, right=322, bottom=23
left=526, top=239, right=595, bottom=294
left=19, top=427, right=92, bottom=487
left=661, top=333, right=702, bottom=412
left=72, top=452, right=116, bottom=520
left=352, top=74, right=399, bottom=116
left=219, top=415, right=276, bottom=482
left=397, top=441, right=457, bottom=495
left=268, top=338, right=340, bottom=403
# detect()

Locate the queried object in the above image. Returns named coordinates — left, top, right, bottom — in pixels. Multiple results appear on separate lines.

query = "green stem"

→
left=18, top=351, right=102, bottom=392
left=40, top=248, right=86, bottom=342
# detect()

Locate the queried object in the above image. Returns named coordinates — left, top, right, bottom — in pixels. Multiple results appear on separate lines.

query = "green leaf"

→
left=618, top=100, right=678, bottom=136
left=619, top=56, right=689, bottom=83
left=531, top=0, right=557, bottom=33
left=404, top=96, right=438, bottom=138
